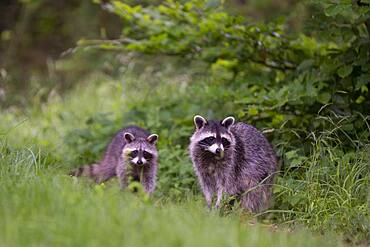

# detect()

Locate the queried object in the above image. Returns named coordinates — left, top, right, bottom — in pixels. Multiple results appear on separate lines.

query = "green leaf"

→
left=325, top=4, right=343, bottom=17
left=337, top=65, right=353, bottom=78
left=324, top=3, right=352, bottom=17
left=247, top=106, right=259, bottom=116
left=318, top=92, right=331, bottom=104
left=355, top=96, right=365, bottom=104
left=285, top=150, right=298, bottom=160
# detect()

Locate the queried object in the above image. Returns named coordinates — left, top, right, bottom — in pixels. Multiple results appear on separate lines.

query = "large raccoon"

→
left=189, top=115, right=277, bottom=212
left=70, top=126, right=158, bottom=194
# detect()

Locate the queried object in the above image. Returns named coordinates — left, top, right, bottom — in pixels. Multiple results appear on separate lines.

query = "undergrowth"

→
left=0, top=69, right=369, bottom=244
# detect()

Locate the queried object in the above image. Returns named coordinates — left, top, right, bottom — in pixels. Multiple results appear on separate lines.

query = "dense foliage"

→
left=0, top=0, right=294, bottom=106
left=74, top=0, right=370, bottom=243
left=83, top=0, right=370, bottom=136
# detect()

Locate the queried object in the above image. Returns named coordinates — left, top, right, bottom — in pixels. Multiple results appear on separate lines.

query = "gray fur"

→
left=70, top=126, right=158, bottom=195
left=189, top=116, right=277, bottom=212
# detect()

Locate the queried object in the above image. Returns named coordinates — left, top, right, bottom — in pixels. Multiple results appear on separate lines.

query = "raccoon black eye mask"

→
left=199, top=136, right=216, bottom=146
left=189, top=114, right=278, bottom=212
left=130, top=150, right=139, bottom=158
left=70, top=126, right=159, bottom=195
left=128, top=149, right=154, bottom=165
left=198, top=136, right=232, bottom=150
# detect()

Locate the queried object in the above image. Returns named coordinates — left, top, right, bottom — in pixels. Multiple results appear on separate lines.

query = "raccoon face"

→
left=122, top=133, right=158, bottom=165
left=191, top=115, right=235, bottom=159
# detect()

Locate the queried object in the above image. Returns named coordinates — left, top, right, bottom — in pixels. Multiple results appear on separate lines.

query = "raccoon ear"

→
left=124, top=132, right=135, bottom=143
left=221, top=116, right=235, bottom=129
left=194, top=115, right=207, bottom=130
left=147, top=134, right=158, bottom=144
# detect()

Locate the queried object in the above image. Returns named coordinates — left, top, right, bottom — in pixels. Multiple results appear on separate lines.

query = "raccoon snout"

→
left=208, top=144, right=225, bottom=158
left=131, top=157, right=146, bottom=165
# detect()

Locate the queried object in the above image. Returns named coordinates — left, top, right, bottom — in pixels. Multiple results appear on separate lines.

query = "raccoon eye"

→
left=199, top=136, right=215, bottom=146
left=221, top=137, right=231, bottom=147
left=130, top=150, right=138, bottom=158
left=143, top=151, right=152, bottom=159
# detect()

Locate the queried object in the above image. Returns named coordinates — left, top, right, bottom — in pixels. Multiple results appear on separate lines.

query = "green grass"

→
left=0, top=73, right=368, bottom=246
left=0, top=141, right=339, bottom=247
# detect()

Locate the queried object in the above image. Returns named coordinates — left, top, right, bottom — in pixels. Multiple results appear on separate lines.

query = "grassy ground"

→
left=0, top=73, right=365, bottom=246
left=0, top=143, right=339, bottom=247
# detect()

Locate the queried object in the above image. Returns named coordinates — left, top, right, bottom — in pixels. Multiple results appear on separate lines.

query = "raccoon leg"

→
left=240, top=185, right=270, bottom=213
left=116, top=160, right=127, bottom=189
left=215, top=188, right=224, bottom=209
left=197, top=174, right=214, bottom=208
left=142, top=178, right=155, bottom=195
left=141, top=172, right=155, bottom=195
left=202, top=187, right=213, bottom=209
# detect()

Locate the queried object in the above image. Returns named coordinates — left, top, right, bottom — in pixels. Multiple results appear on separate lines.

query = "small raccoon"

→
left=70, top=126, right=158, bottom=194
left=189, top=115, right=277, bottom=212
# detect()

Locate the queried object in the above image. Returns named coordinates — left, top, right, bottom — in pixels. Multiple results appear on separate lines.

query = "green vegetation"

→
left=1, top=79, right=342, bottom=247
left=0, top=155, right=339, bottom=247
left=77, top=0, right=370, bottom=242
left=1, top=0, right=370, bottom=246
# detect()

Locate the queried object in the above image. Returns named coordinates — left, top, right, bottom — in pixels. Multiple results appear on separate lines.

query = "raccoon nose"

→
left=215, top=148, right=221, bottom=154
left=137, top=160, right=143, bottom=165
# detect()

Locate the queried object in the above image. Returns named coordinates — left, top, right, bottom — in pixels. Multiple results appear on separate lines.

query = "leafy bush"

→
left=80, top=0, right=370, bottom=138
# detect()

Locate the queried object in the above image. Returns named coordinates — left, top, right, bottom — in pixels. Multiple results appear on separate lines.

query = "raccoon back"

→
left=231, top=122, right=277, bottom=177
